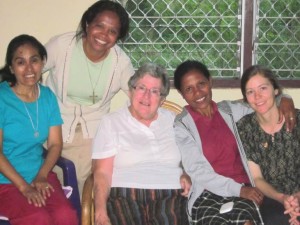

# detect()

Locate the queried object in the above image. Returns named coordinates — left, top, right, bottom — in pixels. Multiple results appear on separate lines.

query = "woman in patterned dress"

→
left=237, top=65, right=300, bottom=225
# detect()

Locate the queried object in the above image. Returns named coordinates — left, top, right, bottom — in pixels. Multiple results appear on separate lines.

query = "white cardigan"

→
left=43, top=32, right=134, bottom=143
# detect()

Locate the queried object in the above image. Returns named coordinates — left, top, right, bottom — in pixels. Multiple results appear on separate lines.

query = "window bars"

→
left=117, top=0, right=300, bottom=80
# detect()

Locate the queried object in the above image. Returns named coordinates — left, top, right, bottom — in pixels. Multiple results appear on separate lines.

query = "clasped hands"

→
left=19, top=175, right=54, bottom=207
left=283, top=195, right=300, bottom=225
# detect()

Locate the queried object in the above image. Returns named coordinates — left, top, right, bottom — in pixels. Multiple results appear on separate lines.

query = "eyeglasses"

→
left=133, top=84, right=161, bottom=97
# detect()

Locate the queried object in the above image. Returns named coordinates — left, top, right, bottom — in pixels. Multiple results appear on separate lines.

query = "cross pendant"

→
left=89, top=91, right=98, bottom=104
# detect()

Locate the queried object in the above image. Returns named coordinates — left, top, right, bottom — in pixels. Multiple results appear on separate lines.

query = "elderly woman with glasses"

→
left=91, top=63, right=189, bottom=225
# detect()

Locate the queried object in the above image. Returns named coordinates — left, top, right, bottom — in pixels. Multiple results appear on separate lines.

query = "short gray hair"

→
left=128, top=63, right=170, bottom=97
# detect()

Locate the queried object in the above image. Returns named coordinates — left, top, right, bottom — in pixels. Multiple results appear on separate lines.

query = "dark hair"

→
left=0, top=34, right=47, bottom=86
left=76, top=0, right=130, bottom=41
left=128, top=62, right=170, bottom=97
left=174, top=60, right=211, bottom=91
left=241, top=65, right=282, bottom=102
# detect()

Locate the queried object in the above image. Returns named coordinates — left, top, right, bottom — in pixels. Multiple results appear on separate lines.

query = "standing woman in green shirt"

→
left=43, top=0, right=134, bottom=196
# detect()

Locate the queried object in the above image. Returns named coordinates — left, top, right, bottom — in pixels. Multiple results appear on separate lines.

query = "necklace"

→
left=22, top=86, right=39, bottom=138
left=85, top=57, right=105, bottom=104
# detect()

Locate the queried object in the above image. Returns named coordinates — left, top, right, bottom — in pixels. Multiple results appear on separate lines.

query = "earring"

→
left=9, top=66, right=14, bottom=74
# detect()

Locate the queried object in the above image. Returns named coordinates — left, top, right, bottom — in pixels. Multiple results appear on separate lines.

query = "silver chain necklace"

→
left=22, top=85, right=39, bottom=138
left=85, top=57, right=105, bottom=104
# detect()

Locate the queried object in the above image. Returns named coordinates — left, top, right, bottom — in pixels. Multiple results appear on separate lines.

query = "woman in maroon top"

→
left=173, top=60, right=296, bottom=225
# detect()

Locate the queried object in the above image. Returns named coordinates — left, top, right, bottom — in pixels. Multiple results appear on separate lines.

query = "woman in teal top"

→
left=0, top=35, right=78, bottom=225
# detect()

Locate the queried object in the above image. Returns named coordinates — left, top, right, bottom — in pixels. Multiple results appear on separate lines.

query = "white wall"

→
left=1, top=0, right=299, bottom=111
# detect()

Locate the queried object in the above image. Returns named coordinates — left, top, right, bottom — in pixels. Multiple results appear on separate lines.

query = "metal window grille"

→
left=117, top=0, right=300, bottom=80
left=253, top=0, right=300, bottom=79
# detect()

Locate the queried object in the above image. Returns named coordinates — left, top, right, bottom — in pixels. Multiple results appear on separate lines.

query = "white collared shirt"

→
left=92, top=105, right=182, bottom=189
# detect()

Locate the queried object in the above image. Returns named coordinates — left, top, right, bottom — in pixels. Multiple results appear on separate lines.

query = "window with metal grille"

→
left=116, top=0, right=300, bottom=86
left=253, top=0, right=300, bottom=80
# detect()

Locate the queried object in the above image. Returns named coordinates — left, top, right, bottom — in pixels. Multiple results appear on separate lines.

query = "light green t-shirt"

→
left=67, top=39, right=112, bottom=105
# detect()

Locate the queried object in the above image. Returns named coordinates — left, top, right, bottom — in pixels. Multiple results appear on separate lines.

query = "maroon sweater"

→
left=186, top=101, right=249, bottom=184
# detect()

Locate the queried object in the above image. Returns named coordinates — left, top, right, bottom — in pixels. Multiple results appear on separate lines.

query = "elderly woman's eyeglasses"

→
left=133, top=85, right=161, bottom=97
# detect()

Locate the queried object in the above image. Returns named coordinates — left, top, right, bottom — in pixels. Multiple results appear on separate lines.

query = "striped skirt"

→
left=191, top=190, right=263, bottom=225
left=107, top=187, right=189, bottom=225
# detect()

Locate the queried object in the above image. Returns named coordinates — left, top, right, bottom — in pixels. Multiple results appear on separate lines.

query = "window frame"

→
left=119, top=0, right=300, bottom=88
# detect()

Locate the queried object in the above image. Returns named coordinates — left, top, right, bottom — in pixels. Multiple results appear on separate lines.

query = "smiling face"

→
left=9, top=43, right=43, bottom=88
left=129, top=74, right=164, bottom=126
left=245, top=74, right=278, bottom=115
left=84, top=10, right=121, bottom=60
left=179, top=69, right=213, bottom=115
